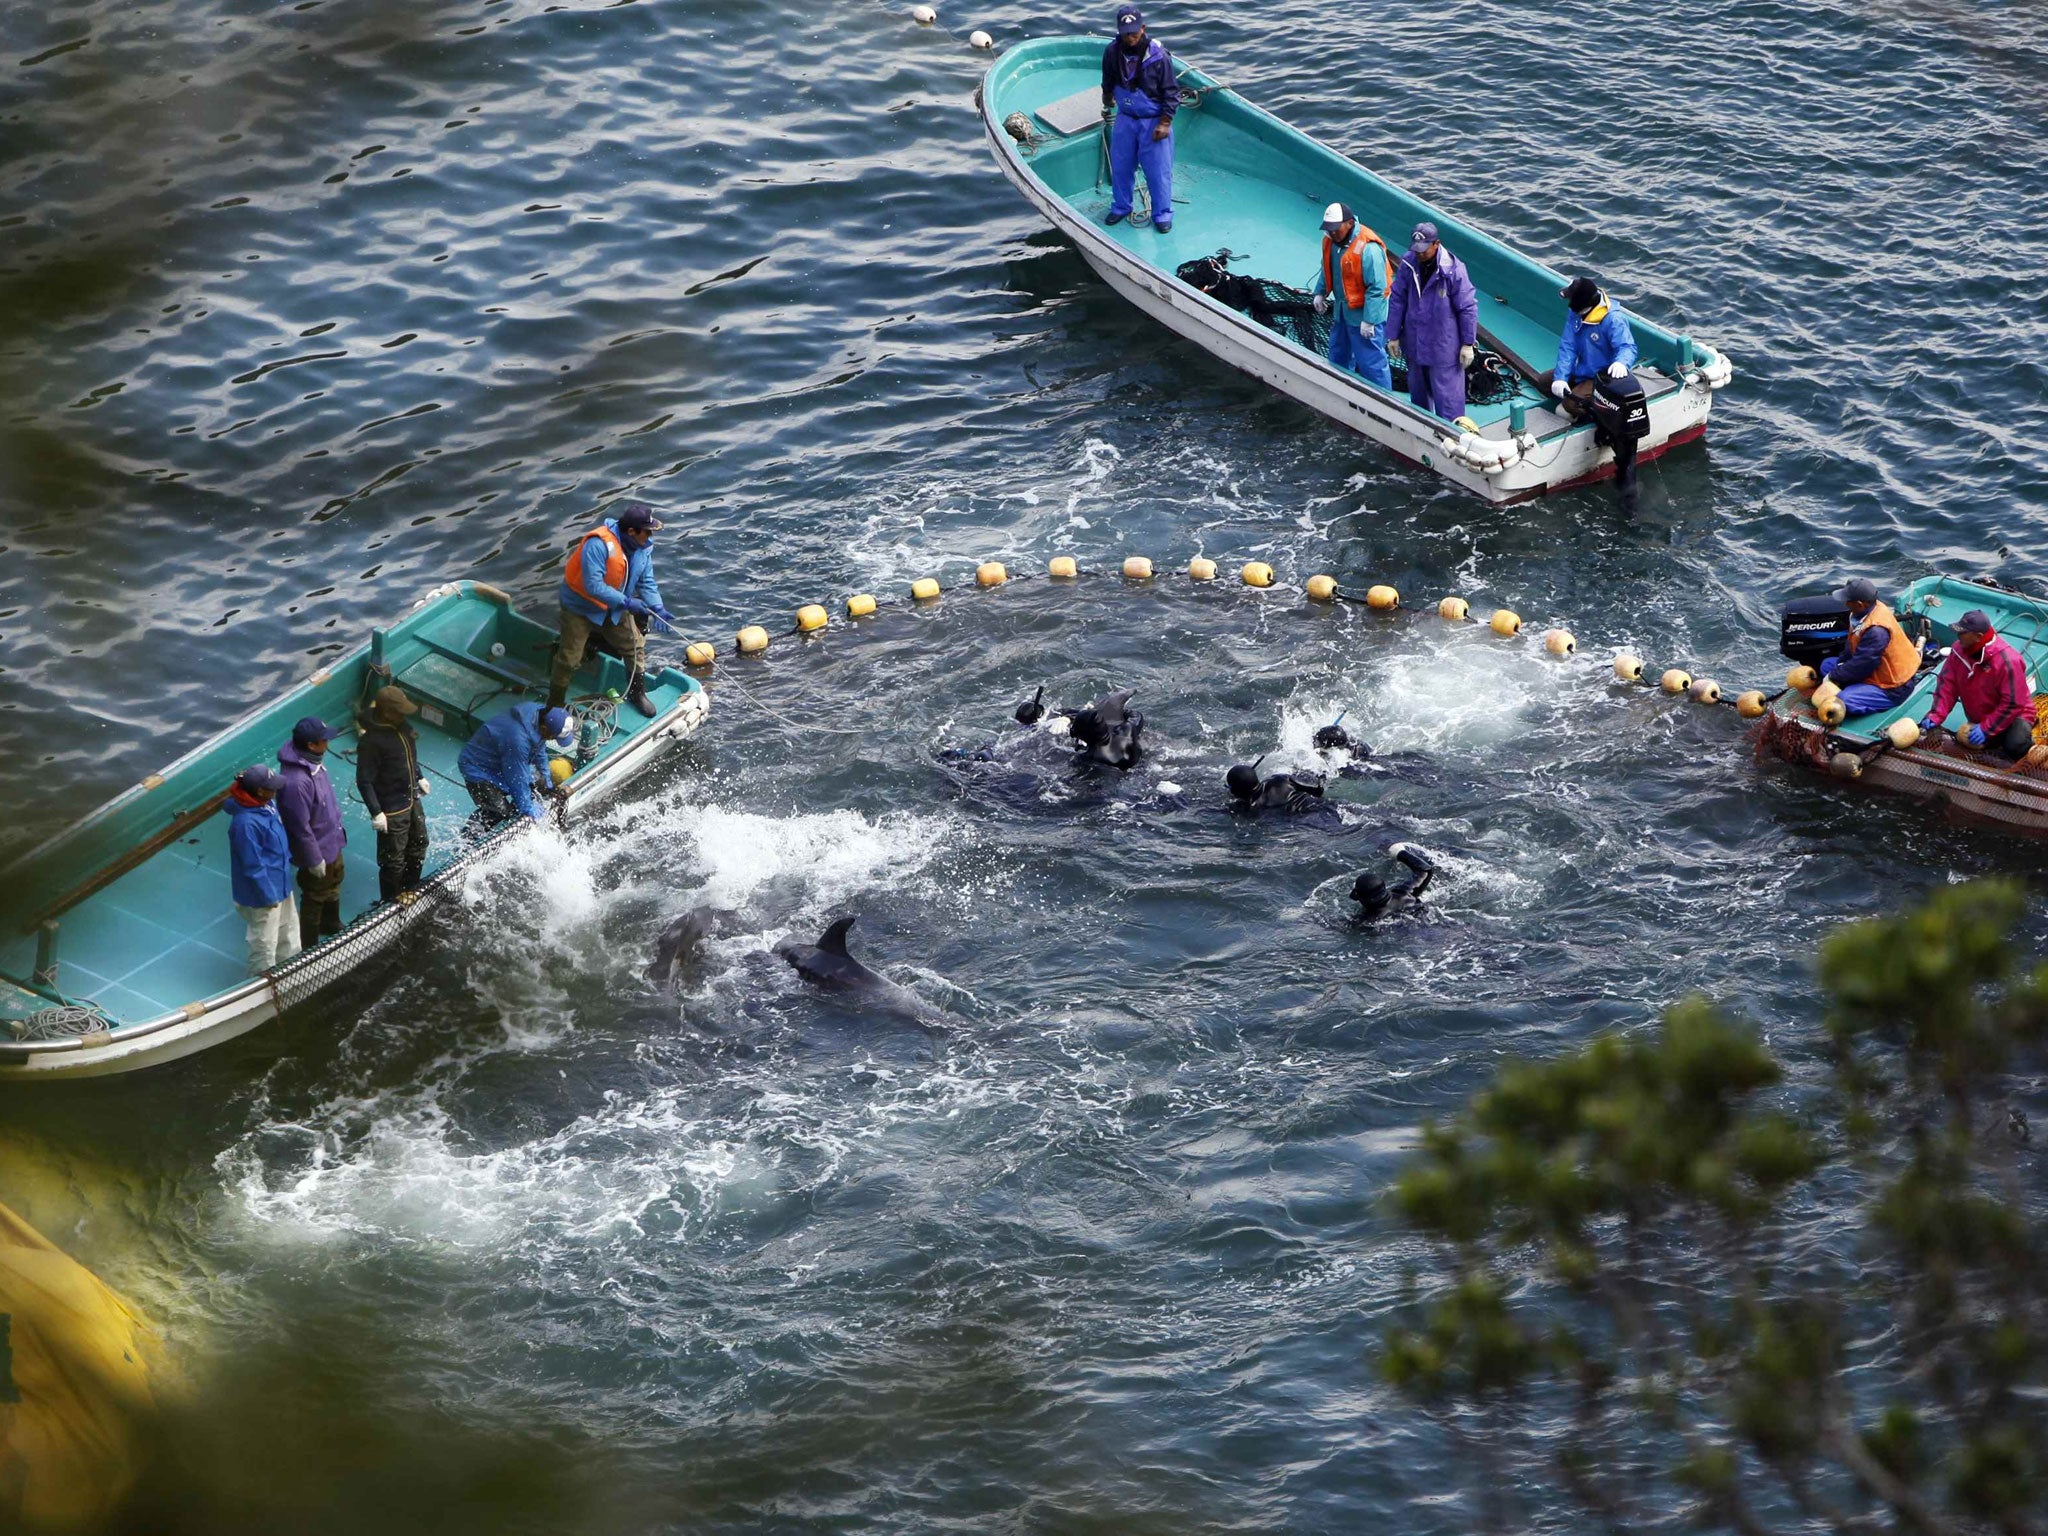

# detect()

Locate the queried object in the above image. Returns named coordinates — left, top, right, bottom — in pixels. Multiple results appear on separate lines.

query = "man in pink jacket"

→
left=1919, top=609, right=2037, bottom=760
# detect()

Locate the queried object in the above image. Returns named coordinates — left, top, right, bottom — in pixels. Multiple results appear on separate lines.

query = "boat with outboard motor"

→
left=0, top=581, right=709, bottom=1079
left=1760, top=575, right=2048, bottom=832
left=979, top=37, right=1734, bottom=505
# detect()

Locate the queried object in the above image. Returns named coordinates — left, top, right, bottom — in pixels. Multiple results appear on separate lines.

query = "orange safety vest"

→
left=563, top=524, right=628, bottom=612
left=1322, top=223, right=1392, bottom=312
left=1848, top=600, right=1921, bottom=690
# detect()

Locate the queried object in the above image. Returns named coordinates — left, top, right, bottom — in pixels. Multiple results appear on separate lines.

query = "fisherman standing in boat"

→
left=356, top=684, right=431, bottom=903
left=1919, top=609, right=2037, bottom=761
left=1099, top=7, right=1177, bottom=235
left=1310, top=204, right=1393, bottom=389
left=1386, top=223, right=1479, bottom=423
left=225, top=764, right=301, bottom=976
left=548, top=501, right=675, bottom=720
left=276, top=716, right=348, bottom=950
left=1816, top=578, right=1922, bottom=719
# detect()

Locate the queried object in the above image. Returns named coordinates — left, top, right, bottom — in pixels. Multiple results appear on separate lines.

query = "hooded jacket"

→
left=226, top=788, right=293, bottom=909
left=1386, top=247, right=1479, bottom=370
left=1554, top=296, right=1639, bottom=383
left=559, top=518, right=663, bottom=626
left=276, top=740, right=347, bottom=868
left=1926, top=633, right=2032, bottom=736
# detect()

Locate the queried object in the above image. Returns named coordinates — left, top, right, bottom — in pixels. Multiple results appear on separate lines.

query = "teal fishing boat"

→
left=0, top=583, right=708, bottom=1079
left=1760, top=575, right=2048, bottom=831
left=980, top=38, right=1734, bottom=504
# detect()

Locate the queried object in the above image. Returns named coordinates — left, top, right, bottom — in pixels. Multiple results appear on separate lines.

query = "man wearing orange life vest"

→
left=1308, top=203, right=1392, bottom=389
left=549, top=500, right=673, bottom=718
left=1818, top=577, right=1923, bottom=717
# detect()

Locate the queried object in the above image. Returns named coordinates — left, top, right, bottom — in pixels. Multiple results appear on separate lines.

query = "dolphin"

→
left=772, top=916, right=949, bottom=1030
left=648, top=907, right=719, bottom=987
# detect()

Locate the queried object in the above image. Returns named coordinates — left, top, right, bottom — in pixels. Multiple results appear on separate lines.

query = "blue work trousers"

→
left=1406, top=360, right=1466, bottom=422
left=1819, top=657, right=1914, bottom=718
left=1329, top=317, right=1392, bottom=390
left=1108, top=112, right=1174, bottom=230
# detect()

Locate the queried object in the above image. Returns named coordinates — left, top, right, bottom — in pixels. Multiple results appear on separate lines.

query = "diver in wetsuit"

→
left=1226, top=760, right=1333, bottom=815
left=1351, top=847, right=1436, bottom=920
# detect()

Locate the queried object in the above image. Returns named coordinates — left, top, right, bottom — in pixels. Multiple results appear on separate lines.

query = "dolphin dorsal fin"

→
left=820, top=917, right=857, bottom=955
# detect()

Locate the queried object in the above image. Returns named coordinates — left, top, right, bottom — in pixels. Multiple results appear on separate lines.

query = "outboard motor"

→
left=1589, top=371, right=1651, bottom=445
left=1780, top=595, right=1852, bottom=666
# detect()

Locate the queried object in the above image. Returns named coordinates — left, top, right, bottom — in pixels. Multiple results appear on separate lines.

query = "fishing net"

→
left=1175, top=250, right=1524, bottom=407
left=1174, top=254, right=1329, bottom=354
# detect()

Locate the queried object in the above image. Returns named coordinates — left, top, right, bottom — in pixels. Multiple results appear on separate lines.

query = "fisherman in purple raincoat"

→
left=1386, top=221, right=1479, bottom=422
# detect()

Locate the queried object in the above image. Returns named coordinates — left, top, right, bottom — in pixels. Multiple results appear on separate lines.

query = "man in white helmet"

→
left=1309, top=203, right=1393, bottom=389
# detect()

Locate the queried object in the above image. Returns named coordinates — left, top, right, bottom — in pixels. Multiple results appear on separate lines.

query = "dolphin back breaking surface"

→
left=773, top=916, right=950, bottom=1030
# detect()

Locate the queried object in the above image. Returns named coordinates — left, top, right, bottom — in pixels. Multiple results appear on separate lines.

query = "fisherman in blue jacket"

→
left=226, top=763, right=301, bottom=975
left=1099, top=7, right=1177, bottom=234
left=458, top=702, right=571, bottom=836
left=1543, top=276, right=1644, bottom=512
left=548, top=501, right=675, bottom=719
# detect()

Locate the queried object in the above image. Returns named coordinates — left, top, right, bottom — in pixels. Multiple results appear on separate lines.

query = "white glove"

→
left=308, top=862, right=327, bottom=879
left=1606, top=360, right=1628, bottom=379
left=1458, top=345, right=1475, bottom=368
left=1551, top=378, right=1570, bottom=399
left=417, top=778, right=430, bottom=798
left=371, top=813, right=389, bottom=833
left=1312, top=293, right=1329, bottom=315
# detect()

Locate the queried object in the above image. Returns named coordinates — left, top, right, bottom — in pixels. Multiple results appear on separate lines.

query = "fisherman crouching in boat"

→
left=226, top=764, right=301, bottom=976
left=1919, top=608, right=2038, bottom=761
left=549, top=501, right=676, bottom=720
left=1541, top=276, right=1643, bottom=513
left=1386, top=222, right=1478, bottom=423
left=459, top=704, right=573, bottom=836
left=1100, top=7, right=1177, bottom=235
left=1816, top=578, right=1921, bottom=720
left=276, top=715, right=348, bottom=949
left=356, top=684, right=431, bottom=903
left=1311, top=203, right=1393, bottom=390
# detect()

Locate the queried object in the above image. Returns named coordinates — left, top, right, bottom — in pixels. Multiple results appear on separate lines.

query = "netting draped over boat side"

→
left=1173, top=251, right=1522, bottom=407
left=1175, top=254, right=1330, bottom=355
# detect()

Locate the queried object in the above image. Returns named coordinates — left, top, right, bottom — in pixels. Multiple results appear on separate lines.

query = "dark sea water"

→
left=3, top=0, right=2047, bottom=1529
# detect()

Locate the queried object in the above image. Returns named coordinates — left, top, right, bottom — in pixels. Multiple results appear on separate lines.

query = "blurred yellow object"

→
left=1187, top=557, right=1217, bottom=581
left=845, top=594, right=877, bottom=618
left=0, top=1200, right=159, bottom=1533
left=549, top=757, right=573, bottom=786
left=1241, top=562, right=1275, bottom=588
left=1437, top=596, right=1469, bottom=621
left=1304, top=574, right=1337, bottom=602
left=1366, top=585, right=1400, bottom=611
left=1489, top=609, right=1521, bottom=637
left=795, top=604, right=829, bottom=632
left=1121, top=556, right=1153, bottom=580
left=1047, top=556, right=1078, bottom=579
left=911, top=577, right=941, bottom=601
left=976, top=562, right=1008, bottom=587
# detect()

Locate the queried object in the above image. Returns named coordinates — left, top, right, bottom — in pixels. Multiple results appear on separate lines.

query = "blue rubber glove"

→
left=652, top=606, right=678, bottom=630
left=620, top=597, right=651, bottom=619
left=1919, top=716, right=1940, bottom=734
left=1967, top=724, right=1987, bottom=748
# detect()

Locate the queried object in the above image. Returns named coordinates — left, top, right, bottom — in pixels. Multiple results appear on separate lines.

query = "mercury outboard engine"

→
left=1780, top=595, right=1852, bottom=666
left=1589, top=371, right=1650, bottom=445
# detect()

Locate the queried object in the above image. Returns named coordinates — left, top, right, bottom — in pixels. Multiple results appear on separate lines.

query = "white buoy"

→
left=911, top=3, right=936, bottom=21
left=969, top=28, right=993, bottom=48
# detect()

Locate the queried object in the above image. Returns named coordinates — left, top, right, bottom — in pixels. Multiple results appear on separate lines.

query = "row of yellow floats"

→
left=679, top=556, right=1923, bottom=758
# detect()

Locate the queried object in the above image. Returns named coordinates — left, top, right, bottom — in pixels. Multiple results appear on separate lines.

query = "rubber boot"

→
left=319, top=899, right=343, bottom=940
left=300, top=901, right=322, bottom=950
left=402, top=859, right=425, bottom=895
left=625, top=669, right=656, bottom=719
left=378, top=869, right=400, bottom=904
